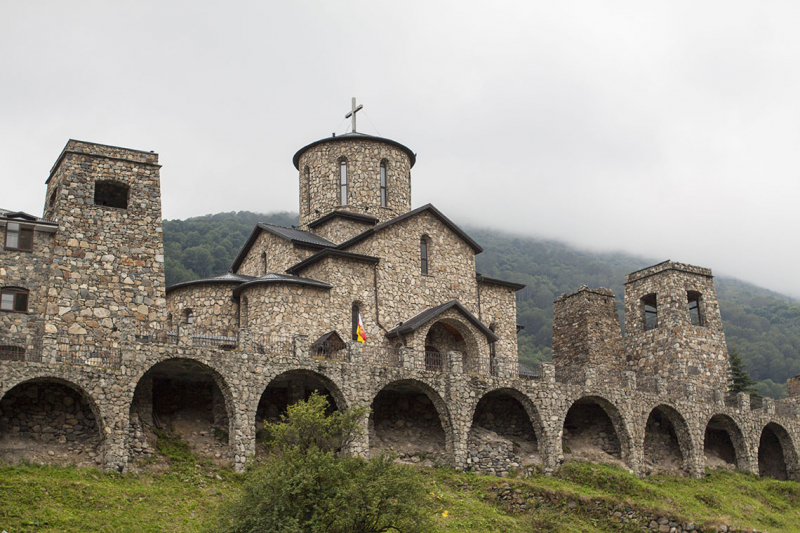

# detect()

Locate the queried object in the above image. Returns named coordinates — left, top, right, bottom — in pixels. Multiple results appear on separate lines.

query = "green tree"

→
left=218, top=393, right=431, bottom=533
left=729, top=349, right=758, bottom=395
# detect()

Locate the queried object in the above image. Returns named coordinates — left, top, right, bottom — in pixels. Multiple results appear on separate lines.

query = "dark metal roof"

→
left=384, top=300, right=499, bottom=342
left=0, top=209, right=57, bottom=226
left=286, top=249, right=380, bottom=276
left=307, top=210, right=379, bottom=229
left=166, top=272, right=257, bottom=293
left=310, top=331, right=346, bottom=350
left=230, top=223, right=335, bottom=273
left=233, top=273, right=332, bottom=296
left=337, top=204, right=483, bottom=254
left=476, top=274, right=526, bottom=291
left=293, top=132, right=416, bottom=169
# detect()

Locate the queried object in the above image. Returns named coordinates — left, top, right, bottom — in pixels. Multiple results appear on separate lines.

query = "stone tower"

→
left=552, top=286, right=624, bottom=371
left=41, top=140, right=167, bottom=349
left=293, top=132, right=416, bottom=243
left=624, top=261, right=729, bottom=390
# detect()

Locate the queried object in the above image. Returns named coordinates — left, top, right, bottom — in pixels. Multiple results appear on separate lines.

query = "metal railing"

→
left=0, top=343, right=42, bottom=363
left=250, top=334, right=295, bottom=356
left=55, top=344, right=122, bottom=370
left=424, top=350, right=443, bottom=372
left=192, top=331, right=238, bottom=350
left=131, top=326, right=178, bottom=345
left=518, top=363, right=540, bottom=380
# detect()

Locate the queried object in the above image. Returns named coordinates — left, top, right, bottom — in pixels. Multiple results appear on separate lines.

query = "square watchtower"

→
left=624, top=261, right=729, bottom=390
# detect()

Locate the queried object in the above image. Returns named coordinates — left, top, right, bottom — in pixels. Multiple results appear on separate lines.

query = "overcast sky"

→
left=2, top=1, right=799, bottom=297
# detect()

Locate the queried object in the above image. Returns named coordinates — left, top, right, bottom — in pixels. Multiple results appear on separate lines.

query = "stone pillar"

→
left=293, top=335, right=309, bottom=359
left=540, top=363, right=555, bottom=385
left=623, top=371, right=636, bottom=390
left=349, top=411, right=371, bottom=459
left=179, top=323, right=194, bottom=347
left=346, top=341, right=360, bottom=364
left=399, top=347, right=416, bottom=371
left=787, top=375, right=800, bottom=398
left=448, top=351, right=463, bottom=375
left=763, top=397, right=775, bottom=415
left=212, top=384, right=228, bottom=427
left=131, top=375, right=154, bottom=426
left=736, top=392, right=750, bottom=411
left=238, top=327, right=251, bottom=352
left=231, top=407, right=256, bottom=473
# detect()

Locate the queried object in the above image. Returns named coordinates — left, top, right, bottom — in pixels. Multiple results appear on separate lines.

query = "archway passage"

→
left=0, top=380, right=103, bottom=467
left=643, top=406, right=686, bottom=476
left=703, top=415, right=743, bottom=470
left=758, top=423, right=791, bottom=480
left=562, top=396, right=625, bottom=467
left=468, top=390, right=540, bottom=475
left=370, top=380, right=448, bottom=466
left=129, top=359, right=231, bottom=466
left=255, top=370, right=343, bottom=453
left=425, top=320, right=477, bottom=373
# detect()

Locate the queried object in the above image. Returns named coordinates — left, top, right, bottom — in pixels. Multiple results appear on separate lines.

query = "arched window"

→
left=262, top=252, right=268, bottom=275
left=379, top=161, right=388, bottom=207
left=351, top=303, right=361, bottom=341
left=182, top=308, right=194, bottom=325
left=420, top=236, right=430, bottom=275
left=0, top=287, right=29, bottom=312
left=687, top=291, right=703, bottom=326
left=642, top=293, right=658, bottom=331
left=339, top=159, right=348, bottom=205
left=94, top=180, right=129, bottom=209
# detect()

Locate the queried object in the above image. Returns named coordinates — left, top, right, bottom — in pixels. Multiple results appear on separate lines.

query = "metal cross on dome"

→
left=345, top=97, right=363, bottom=133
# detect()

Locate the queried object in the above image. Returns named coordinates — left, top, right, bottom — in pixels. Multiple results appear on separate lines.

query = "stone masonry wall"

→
left=166, top=283, right=240, bottom=336
left=553, top=287, right=623, bottom=371
left=309, top=215, right=375, bottom=245
left=235, top=231, right=316, bottom=277
left=298, top=138, right=412, bottom=228
left=478, top=281, right=519, bottom=376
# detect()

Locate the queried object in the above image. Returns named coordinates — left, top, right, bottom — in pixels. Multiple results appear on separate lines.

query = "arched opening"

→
left=128, top=359, right=232, bottom=466
left=704, top=414, right=745, bottom=470
left=255, top=370, right=346, bottom=453
left=0, top=379, right=103, bottom=467
left=182, top=308, right=194, bottom=324
left=643, top=405, right=691, bottom=476
left=369, top=380, right=450, bottom=466
left=339, top=158, right=348, bottom=206
left=94, top=180, right=129, bottom=209
left=687, top=290, right=704, bottom=326
left=562, top=396, right=628, bottom=467
left=758, top=423, right=794, bottom=480
left=424, top=319, right=479, bottom=374
left=469, top=389, right=540, bottom=475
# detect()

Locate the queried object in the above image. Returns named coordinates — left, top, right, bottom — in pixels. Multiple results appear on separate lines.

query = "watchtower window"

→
left=687, top=291, right=703, bottom=326
left=4, top=222, right=33, bottom=251
left=420, top=236, right=430, bottom=275
left=48, top=188, right=58, bottom=208
left=642, top=293, right=658, bottom=331
left=380, top=161, right=388, bottom=207
left=351, top=303, right=361, bottom=341
left=182, top=308, right=194, bottom=324
left=339, top=160, right=348, bottom=205
left=262, top=252, right=268, bottom=275
left=1, top=287, right=29, bottom=313
left=304, top=166, right=311, bottom=213
left=94, top=181, right=129, bottom=209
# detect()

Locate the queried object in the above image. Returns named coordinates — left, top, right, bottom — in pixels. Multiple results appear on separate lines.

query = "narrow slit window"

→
left=0, top=287, right=29, bottom=312
left=380, top=161, right=387, bottom=207
left=262, top=252, right=268, bottom=275
left=183, top=308, right=194, bottom=324
left=304, top=167, right=311, bottom=214
left=420, top=237, right=429, bottom=275
left=687, top=291, right=703, bottom=326
left=351, top=303, right=360, bottom=341
left=339, top=160, right=348, bottom=205
left=4, top=222, right=33, bottom=251
left=94, top=180, right=129, bottom=209
left=642, top=293, right=658, bottom=331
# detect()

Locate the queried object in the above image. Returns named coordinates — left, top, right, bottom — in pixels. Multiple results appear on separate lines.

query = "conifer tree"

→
left=728, top=349, right=758, bottom=395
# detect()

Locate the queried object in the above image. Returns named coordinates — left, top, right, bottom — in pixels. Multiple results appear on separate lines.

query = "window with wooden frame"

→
left=687, top=290, right=704, bottom=326
left=0, top=287, right=29, bottom=312
left=339, top=159, right=348, bottom=205
left=4, top=222, right=33, bottom=251
left=379, top=161, right=388, bottom=207
left=642, top=293, right=658, bottom=331
left=420, top=236, right=430, bottom=275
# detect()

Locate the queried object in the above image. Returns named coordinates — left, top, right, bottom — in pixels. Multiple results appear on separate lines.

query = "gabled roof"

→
left=336, top=204, right=483, bottom=254
left=384, top=300, right=499, bottom=342
left=285, top=249, right=380, bottom=276
left=166, top=272, right=257, bottom=293
left=292, top=132, right=416, bottom=169
left=476, top=273, right=526, bottom=291
left=310, top=331, right=346, bottom=350
left=233, top=273, right=332, bottom=296
left=230, top=222, right=335, bottom=273
left=307, top=210, right=379, bottom=229
left=0, top=209, right=57, bottom=226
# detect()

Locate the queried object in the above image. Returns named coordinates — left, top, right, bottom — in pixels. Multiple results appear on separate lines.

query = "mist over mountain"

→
left=163, top=211, right=800, bottom=398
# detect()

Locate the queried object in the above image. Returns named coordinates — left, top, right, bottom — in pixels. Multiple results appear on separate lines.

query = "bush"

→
left=218, top=393, right=432, bottom=533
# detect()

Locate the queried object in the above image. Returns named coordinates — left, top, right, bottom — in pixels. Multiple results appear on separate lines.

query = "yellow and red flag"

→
left=356, top=313, right=367, bottom=343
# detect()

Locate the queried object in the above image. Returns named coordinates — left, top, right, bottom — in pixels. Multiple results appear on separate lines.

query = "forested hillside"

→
left=162, top=211, right=800, bottom=398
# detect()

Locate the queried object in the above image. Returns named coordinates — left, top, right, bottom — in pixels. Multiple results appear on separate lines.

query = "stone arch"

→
left=423, top=316, right=480, bottom=374
left=561, top=394, right=633, bottom=468
left=0, top=376, right=105, bottom=466
left=703, top=414, right=747, bottom=471
left=255, top=368, right=348, bottom=429
left=758, top=422, right=797, bottom=481
left=369, top=378, right=453, bottom=465
left=468, top=387, right=542, bottom=473
left=128, top=358, right=235, bottom=465
left=642, top=404, right=693, bottom=476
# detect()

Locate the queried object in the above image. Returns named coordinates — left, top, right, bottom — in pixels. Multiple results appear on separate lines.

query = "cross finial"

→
left=345, top=97, right=363, bottom=133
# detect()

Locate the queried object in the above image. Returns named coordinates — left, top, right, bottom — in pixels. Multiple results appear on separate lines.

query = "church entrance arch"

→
left=703, top=414, right=746, bottom=471
left=758, top=422, right=796, bottom=480
left=129, top=358, right=233, bottom=466
left=424, top=318, right=479, bottom=374
left=643, top=404, right=692, bottom=476
left=369, top=379, right=452, bottom=465
left=0, top=378, right=104, bottom=467
left=562, top=395, right=631, bottom=467
left=255, top=369, right=347, bottom=453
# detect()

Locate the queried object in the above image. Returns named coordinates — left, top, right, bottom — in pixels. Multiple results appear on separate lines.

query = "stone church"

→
left=1, top=110, right=800, bottom=480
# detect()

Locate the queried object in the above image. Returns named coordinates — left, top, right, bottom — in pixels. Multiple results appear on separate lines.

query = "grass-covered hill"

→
left=162, top=211, right=800, bottom=398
